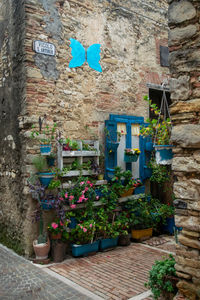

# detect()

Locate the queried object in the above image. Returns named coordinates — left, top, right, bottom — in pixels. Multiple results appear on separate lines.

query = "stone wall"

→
left=0, top=0, right=169, bottom=255
left=169, top=0, right=200, bottom=299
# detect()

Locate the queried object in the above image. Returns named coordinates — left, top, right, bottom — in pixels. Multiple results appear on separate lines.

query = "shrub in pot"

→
left=145, top=254, right=178, bottom=300
left=32, top=155, right=55, bottom=187
left=116, top=212, right=131, bottom=246
left=48, top=219, right=64, bottom=240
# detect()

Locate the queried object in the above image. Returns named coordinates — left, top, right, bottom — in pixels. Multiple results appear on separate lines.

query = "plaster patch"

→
left=34, top=54, right=59, bottom=80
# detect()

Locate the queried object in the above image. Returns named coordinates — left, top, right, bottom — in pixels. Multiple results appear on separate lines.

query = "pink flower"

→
left=70, top=204, right=76, bottom=209
left=80, top=226, right=83, bottom=229
left=51, top=222, right=58, bottom=229
left=60, top=221, right=64, bottom=226
left=96, top=196, right=99, bottom=200
left=84, top=198, right=88, bottom=202
left=82, top=190, right=85, bottom=194
left=59, top=197, right=64, bottom=201
left=83, top=228, right=87, bottom=232
left=90, top=183, right=93, bottom=187
left=64, top=193, right=68, bottom=198
left=77, top=199, right=83, bottom=203
left=84, top=187, right=89, bottom=192
left=89, top=224, right=93, bottom=228
left=80, top=181, right=85, bottom=185
left=69, top=195, right=74, bottom=200
left=86, top=180, right=91, bottom=184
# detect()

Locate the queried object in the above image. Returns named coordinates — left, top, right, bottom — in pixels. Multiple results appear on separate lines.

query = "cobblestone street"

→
left=0, top=244, right=94, bottom=300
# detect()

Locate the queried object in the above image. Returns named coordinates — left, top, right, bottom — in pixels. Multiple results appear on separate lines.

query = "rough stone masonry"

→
left=0, top=0, right=169, bottom=256
left=169, top=0, right=200, bottom=299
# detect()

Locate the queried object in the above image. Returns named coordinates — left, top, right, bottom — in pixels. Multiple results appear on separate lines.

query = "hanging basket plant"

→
left=140, top=93, right=174, bottom=165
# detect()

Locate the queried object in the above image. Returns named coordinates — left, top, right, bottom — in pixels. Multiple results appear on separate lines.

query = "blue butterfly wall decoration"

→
left=69, top=38, right=102, bottom=72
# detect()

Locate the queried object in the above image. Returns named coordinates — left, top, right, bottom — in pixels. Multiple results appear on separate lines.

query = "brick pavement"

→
left=49, top=243, right=172, bottom=300
left=0, top=243, right=93, bottom=300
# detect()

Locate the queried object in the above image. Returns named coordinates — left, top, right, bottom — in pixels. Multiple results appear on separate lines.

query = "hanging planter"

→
left=107, top=141, right=119, bottom=152
left=154, top=145, right=174, bottom=165
left=38, top=172, right=55, bottom=187
left=40, top=144, right=52, bottom=155
left=71, top=240, right=99, bottom=257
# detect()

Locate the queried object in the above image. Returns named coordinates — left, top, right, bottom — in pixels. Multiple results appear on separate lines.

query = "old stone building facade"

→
left=0, top=0, right=169, bottom=256
left=169, top=0, right=200, bottom=299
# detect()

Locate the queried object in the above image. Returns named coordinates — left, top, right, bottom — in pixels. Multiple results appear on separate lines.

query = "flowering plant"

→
left=124, top=148, right=141, bottom=156
left=60, top=177, right=96, bottom=209
left=70, top=220, right=96, bottom=245
left=48, top=219, right=64, bottom=235
left=31, top=122, right=57, bottom=144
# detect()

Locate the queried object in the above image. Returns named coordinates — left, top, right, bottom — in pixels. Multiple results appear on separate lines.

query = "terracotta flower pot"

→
left=52, top=240, right=67, bottom=262
left=33, top=238, right=50, bottom=259
left=50, top=232, right=62, bottom=240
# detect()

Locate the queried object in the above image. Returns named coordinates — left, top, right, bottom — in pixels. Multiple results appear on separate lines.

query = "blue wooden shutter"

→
left=105, top=120, right=117, bottom=179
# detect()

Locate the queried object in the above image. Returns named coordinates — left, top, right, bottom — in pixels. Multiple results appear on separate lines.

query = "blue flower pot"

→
left=38, top=172, right=55, bottom=187
left=69, top=217, right=77, bottom=229
left=154, top=145, right=174, bottom=165
left=124, top=154, right=139, bottom=162
left=71, top=240, right=100, bottom=257
left=144, top=166, right=152, bottom=178
left=40, top=200, right=53, bottom=210
left=40, top=144, right=52, bottom=155
left=162, top=216, right=183, bottom=234
left=99, top=237, right=119, bottom=251
left=46, top=157, right=55, bottom=167
left=107, top=141, right=119, bottom=152
left=145, top=142, right=153, bottom=152
left=134, top=186, right=145, bottom=194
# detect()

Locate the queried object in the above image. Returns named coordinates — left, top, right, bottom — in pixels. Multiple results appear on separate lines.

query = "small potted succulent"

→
left=124, top=148, right=141, bottom=163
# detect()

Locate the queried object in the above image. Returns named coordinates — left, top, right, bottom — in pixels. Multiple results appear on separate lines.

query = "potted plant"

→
left=62, top=137, right=80, bottom=151
left=48, top=219, right=64, bottom=240
left=116, top=212, right=131, bottom=246
left=32, top=155, right=55, bottom=187
left=96, top=208, right=119, bottom=250
left=158, top=203, right=176, bottom=234
left=46, top=153, right=56, bottom=167
left=145, top=255, right=178, bottom=300
left=70, top=220, right=99, bottom=257
left=140, top=96, right=173, bottom=165
left=31, top=122, right=57, bottom=155
left=124, top=148, right=140, bottom=162
left=111, top=167, right=136, bottom=197
left=128, top=198, right=154, bottom=240
left=105, top=128, right=122, bottom=151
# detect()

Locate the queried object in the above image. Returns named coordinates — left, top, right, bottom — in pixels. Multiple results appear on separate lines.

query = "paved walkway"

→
left=48, top=239, right=175, bottom=300
left=0, top=243, right=94, bottom=300
left=0, top=237, right=175, bottom=300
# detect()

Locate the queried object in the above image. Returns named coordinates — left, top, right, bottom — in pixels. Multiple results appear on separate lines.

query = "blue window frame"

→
left=105, top=114, right=151, bottom=182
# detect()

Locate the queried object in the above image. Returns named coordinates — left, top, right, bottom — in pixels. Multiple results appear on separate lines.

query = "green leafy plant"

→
left=115, top=212, right=131, bottom=235
left=32, top=155, right=49, bottom=173
left=31, top=122, right=57, bottom=144
left=47, top=219, right=64, bottom=235
left=149, top=159, right=170, bottom=185
left=63, top=138, right=80, bottom=151
left=95, top=207, right=120, bottom=239
left=48, top=179, right=61, bottom=190
left=111, top=167, right=136, bottom=196
left=145, top=255, right=178, bottom=299
left=140, top=96, right=172, bottom=145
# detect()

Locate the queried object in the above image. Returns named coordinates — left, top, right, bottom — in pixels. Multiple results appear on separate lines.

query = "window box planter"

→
left=124, top=153, right=139, bottom=162
left=71, top=240, right=100, bottom=257
left=40, top=144, right=52, bottom=155
left=38, top=172, right=55, bottom=187
left=131, top=228, right=153, bottom=240
left=99, top=237, right=119, bottom=251
left=154, top=145, right=174, bottom=165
